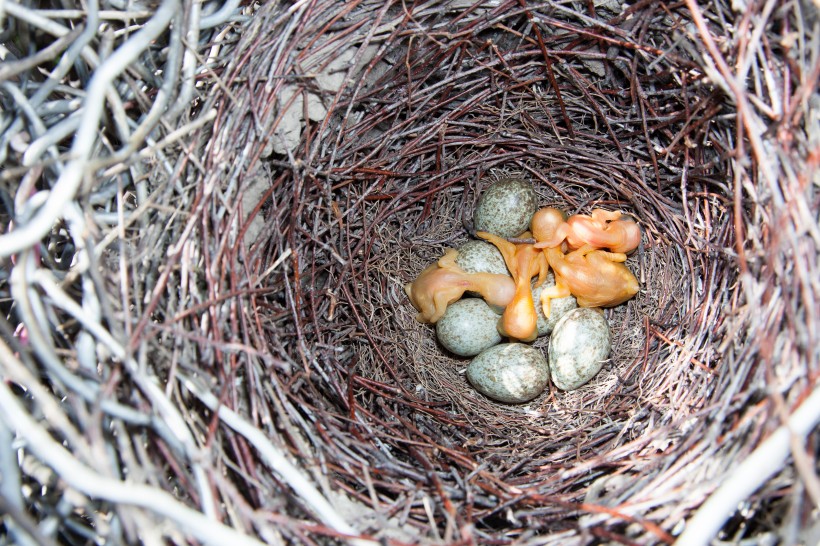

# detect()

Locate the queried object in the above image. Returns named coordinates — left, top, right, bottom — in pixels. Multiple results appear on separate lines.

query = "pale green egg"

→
left=455, top=240, right=509, bottom=276
left=436, top=298, right=502, bottom=357
left=466, top=343, right=549, bottom=403
left=548, top=308, right=611, bottom=390
left=473, top=177, right=537, bottom=238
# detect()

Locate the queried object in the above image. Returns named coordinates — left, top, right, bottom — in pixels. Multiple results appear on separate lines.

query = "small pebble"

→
left=548, top=308, right=611, bottom=390
left=467, top=343, right=549, bottom=403
left=436, top=298, right=502, bottom=356
left=474, top=177, right=538, bottom=238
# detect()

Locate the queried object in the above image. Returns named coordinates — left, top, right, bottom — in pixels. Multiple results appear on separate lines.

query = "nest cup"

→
left=1, top=0, right=818, bottom=544
left=217, top=2, right=819, bottom=542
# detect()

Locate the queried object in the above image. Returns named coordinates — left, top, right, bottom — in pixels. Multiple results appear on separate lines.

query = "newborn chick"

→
left=531, top=207, right=638, bottom=316
left=476, top=231, right=549, bottom=342
left=531, top=207, right=568, bottom=248
left=533, top=208, right=640, bottom=254
left=538, top=244, right=639, bottom=316
left=405, top=248, right=516, bottom=324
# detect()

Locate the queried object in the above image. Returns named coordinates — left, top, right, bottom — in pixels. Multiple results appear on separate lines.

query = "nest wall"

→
left=0, top=0, right=818, bottom=545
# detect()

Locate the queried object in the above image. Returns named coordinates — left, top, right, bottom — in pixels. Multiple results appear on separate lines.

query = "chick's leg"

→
left=476, top=231, right=519, bottom=276
left=595, top=250, right=628, bottom=263
left=565, top=244, right=597, bottom=259
left=437, top=248, right=460, bottom=269
left=532, top=252, right=549, bottom=287
left=539, top=278, right=571, bottom=318
left=566, top=245, right=626, bottom=262
left=428, top=288, right=462, bottom=324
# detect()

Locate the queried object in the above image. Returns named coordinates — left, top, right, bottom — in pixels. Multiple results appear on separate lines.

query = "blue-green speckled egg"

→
left=455, top=240, right=509, bottom=276
left=467, top=343, right=549, bottom=403
left=548, top=308, right=611, bottom=390
left=436, top=298, right=502, bottom=356
left=474, top=177, right=538, bottom=238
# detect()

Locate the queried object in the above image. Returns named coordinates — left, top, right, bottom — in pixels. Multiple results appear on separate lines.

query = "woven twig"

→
left=1, top=0, right=818, bottom=544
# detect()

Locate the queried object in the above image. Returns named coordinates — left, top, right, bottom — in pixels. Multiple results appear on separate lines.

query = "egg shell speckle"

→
left=532, top=273, right=578, bottom=336
left=548, top=308, right=611, bottom=390
left=467, top=343, right=549, bottom=403
left=456, top=240, right=510, bottom=276
left=436, top=298, right=502, bottom=356
left=474, top=178, right=538, bottom=238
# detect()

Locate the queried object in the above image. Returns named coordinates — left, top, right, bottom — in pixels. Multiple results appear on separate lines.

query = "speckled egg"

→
left=548, top=308, right=611, bottom=390
left=531, top=274, right=578, bottom=336
left=436, top=298, right=502, bottom=356
left=473, top=177, right=538, bottom=238
left=455, top=240, right=509, bottom=276
left=466, top=343, right=549, bottom=403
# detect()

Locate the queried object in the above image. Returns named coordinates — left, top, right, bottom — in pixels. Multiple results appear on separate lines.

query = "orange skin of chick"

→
left=476, top=231, right=549, bottom=342
left=531, top=208, right=639, bottom=317
left=404, top=248, right=516, bottom=324
left=533, top=208, right=641, bottom=254
left=540, top=245, right=639, bottom=314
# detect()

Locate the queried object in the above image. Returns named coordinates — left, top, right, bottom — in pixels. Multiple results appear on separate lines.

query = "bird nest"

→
left=1, top=0, right=819, bottom=544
